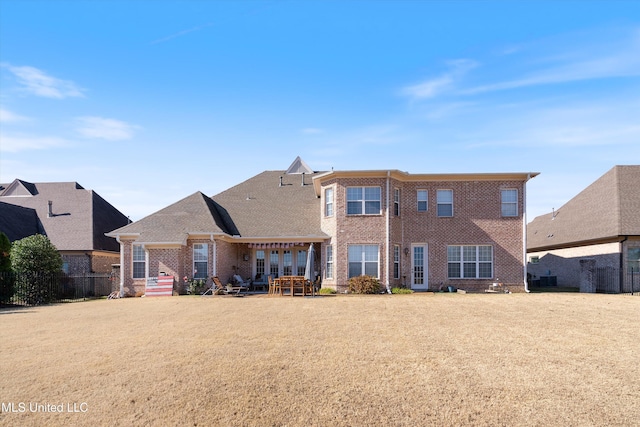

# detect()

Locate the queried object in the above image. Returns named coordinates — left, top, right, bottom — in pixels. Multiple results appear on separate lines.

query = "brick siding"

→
left=320, top=177, right=527, bottom=292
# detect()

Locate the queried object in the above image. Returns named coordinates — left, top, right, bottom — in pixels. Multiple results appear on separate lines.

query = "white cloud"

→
left=301, top=128, right=324, bottom=134
left=4, top=64, right=85, bottom=99
left=75, top=116, right=140, bottom=140
left=151, top=22, right=214, bottom=45
left=463, top=28, right=640, bottom=95
left=402, top=59, right=478, bottom=100
left=0, top=134, right=71, bottom=152
left=0, top=107, right=30, bottom=123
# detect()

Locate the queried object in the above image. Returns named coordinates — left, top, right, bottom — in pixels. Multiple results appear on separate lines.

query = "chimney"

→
left=279, top=176, right=283, bottom=187
left=47, top=200, right=53, bottom=218
left=301, top=172, right=305, bottom=186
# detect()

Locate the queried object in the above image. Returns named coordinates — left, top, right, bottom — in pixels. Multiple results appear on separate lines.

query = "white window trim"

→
left=394, top=188, right=400, bottom=216
left=346, top=186, right=382, bottom=215
left=193, top=243, right=208, bottom=279
left=417, top=189, right=428, bottom=212
left=501, top=189, right=519, bottom=217
left=437, top=189, right=454, bottom=217
left=447, top=245, right=493, bottom=279
left=393, top=245, right=400, bottom=279
left=325, top=187, right=334, bottom=217
left=326, top=245, right=333, bottom=279
left=348, top=244, right=380, bottom=279
left=132, top=244, right=146, bottom=279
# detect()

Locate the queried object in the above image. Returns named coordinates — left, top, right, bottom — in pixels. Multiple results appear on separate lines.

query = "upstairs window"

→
left=417, top=190, right=428, bottom=212
left=501, top=189, right=518, bottom=217
left=325, top=187, right=334, bottom=217
left=437, top=189, right=453, bottom=217
left=347, top=187, right=381, bottom=215
left=394, top=188, right=400, bottom=216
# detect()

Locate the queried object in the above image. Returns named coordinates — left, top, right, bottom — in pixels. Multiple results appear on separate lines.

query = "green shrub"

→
left=187, top=278, right=207, bottom=295
left=0, top=232, right=14, bottom=304
left=391, top=287, right=414, bottom=294
left=318, top=287, right=336, bottom=295
left=348, top=275, right=381, bottom=294
left=11, top=234, right=62, bottom=305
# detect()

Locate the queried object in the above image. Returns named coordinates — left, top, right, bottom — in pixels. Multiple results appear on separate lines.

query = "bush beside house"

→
left=0, top=232, right=13, bottom=304
left=10, top=234, right=63, bottom=305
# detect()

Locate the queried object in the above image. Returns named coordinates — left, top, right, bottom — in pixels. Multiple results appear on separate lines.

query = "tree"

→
left=11, top=234, right=63, bottom=305
left=0, top=232, right=13, bottom=303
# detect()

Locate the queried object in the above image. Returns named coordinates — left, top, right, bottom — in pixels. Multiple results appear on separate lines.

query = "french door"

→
left=411, top=244, right=429, bottom=290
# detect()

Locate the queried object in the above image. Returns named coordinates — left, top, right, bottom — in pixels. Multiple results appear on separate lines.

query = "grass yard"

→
left=1, top=293, right=638, bottom=427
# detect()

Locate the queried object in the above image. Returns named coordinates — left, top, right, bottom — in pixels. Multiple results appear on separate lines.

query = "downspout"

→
left=620, top=236, right=628, bottom=291
left=116, top=236, right=124, bottom=297
left=144, top=244, right=149, bottom=282
left=211, top=234, right=217, bottom=278
left=385, top=171, right=391, bottom=293
left=522, top=177, right=529, bottom=292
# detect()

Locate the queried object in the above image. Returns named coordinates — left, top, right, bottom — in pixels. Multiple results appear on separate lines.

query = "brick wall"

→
left=61, top=254, right=91, bottom=275
left=90, top=253, right=120, bottom=273
left=528, top=241, right=624, bottom=288
left=320, top=177, right=527, bottom=292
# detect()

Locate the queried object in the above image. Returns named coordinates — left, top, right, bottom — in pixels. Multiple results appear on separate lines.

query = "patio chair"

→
left=233, top=274, right=252, bottom=291
left=202, top=277, right=226, bottom=296
left=268, top=275, right=280, bottom=295
left=292, top=276, right=307, bottom=296
left=228, top=275, right=249, bottom=296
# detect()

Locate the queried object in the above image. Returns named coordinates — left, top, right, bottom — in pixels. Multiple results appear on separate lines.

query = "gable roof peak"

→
left=286, top=156, right=313, bottom=175
left=0, top=179, right=38, bottom=196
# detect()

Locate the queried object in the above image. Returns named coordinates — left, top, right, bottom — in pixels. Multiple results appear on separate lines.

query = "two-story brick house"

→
left=315, top=169, right=538, bottom=293
left=107, top=158, right=538, bottom=295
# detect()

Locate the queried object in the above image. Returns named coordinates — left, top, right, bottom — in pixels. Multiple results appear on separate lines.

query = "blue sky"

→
left=1, top=1, right=639, bottom=221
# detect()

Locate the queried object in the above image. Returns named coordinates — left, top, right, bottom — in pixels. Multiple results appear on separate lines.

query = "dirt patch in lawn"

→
left=1, top=293, right=638, bottom=426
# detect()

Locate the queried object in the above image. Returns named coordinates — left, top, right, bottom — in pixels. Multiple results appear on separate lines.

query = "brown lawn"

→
left=1, top=293, right=638, bottom=427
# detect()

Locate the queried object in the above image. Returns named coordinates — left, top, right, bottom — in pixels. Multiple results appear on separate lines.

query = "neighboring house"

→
left=0, top=202, right=43, bottom=241
left=108, top=157, right=538, bottom=296
left=527, top=165, right=640, bottom=292
left=0, top=179, right=130, bottom=274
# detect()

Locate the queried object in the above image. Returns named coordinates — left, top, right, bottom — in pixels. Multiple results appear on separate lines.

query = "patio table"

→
left=275, top=276, right=309, bottom=296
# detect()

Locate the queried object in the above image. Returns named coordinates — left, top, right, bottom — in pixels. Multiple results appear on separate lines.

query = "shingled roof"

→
left=107, top=191, right=235, bottom=244
left=211, top=170, right=327, bottom=240
left=527, top=165, right=640, bottom=251
left=0, top=180, right=129, bottom=251
left=0, top=202, right=43, bottom=241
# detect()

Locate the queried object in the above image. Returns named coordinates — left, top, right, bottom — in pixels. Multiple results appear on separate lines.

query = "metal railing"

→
left=595, top=267, right=639, bottom=295
left=0, top=272, right=115, bottom=306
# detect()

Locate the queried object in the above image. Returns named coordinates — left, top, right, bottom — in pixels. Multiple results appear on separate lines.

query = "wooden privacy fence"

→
left=0, top=272, right=116, bottom=306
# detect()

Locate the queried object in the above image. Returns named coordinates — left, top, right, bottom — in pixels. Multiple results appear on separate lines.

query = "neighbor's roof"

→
left=107, top=191, right=233, bottom=244
left=0, top=202, right=42, bottom=241
left=0, top=179, right=129, bottom=251
left=527, top=165, right=640, bottom=251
